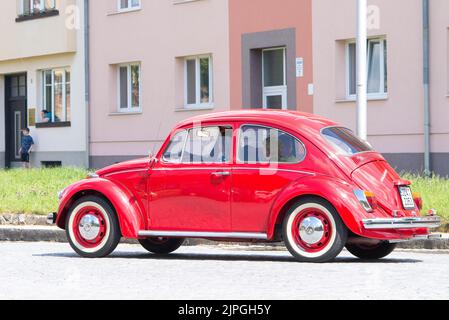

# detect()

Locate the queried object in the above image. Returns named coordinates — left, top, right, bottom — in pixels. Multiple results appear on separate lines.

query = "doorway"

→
left=262, top=47, right=287, bottom=109
left=5, top=74, right=27, bottom=167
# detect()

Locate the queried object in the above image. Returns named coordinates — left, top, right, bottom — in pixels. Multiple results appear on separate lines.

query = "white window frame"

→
left=117, top=63, right=142, bottom=113
left=262, top=47, right=287, bottom=110
left=20, top=0, right=55, bottom=15
left=184, top=54, right=213, bottom=109
left=117, top=0, right=141, bottom=12
left=345, top=37, right=388, bottom=100
left=42, top=68, right=70, bottom=123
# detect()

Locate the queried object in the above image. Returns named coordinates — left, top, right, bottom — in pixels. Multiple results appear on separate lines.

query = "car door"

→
left=148, top=124, right=233, bottom=232
left=231, top=124, right=309, bottom=233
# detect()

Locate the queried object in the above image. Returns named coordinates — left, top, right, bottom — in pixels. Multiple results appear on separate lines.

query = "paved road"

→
left=1, top=242, right=449, bottom=300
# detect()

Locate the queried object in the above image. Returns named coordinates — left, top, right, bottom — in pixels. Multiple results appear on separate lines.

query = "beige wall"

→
left=313, top=0, right=449, bottom=158
left=0, top=0, right=76, bottom=61
left=0, top=0, right=87, bottom=167
left=89, top=0, right=230, bottom=161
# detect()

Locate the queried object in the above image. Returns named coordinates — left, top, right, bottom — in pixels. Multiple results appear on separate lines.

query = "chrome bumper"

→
left=363, top=216, right=441, bottom=230
left=47, top=212, right=57, bottom=225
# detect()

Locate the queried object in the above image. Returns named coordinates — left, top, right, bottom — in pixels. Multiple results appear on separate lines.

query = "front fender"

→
left=267, top=175, right=370, bottom=239
left=56, top=178, right=146, bottom=238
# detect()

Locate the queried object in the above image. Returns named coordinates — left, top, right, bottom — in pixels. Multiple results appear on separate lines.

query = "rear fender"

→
left=267, top=175, right=369, bottom=239
left=56, top=179, right=146, bottom=238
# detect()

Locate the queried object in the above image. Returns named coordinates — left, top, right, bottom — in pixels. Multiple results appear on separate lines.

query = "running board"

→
left=138, top=230, right=268, bottom=240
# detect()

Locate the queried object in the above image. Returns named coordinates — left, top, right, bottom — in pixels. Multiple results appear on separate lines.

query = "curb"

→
left=1, top=225, right=449, bottom=250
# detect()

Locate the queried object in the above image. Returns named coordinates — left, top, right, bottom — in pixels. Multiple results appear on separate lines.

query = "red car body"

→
left=51, top=110, right=441, bottom=262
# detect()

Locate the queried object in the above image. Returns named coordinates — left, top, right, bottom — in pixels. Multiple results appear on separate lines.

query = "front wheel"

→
left=346, top=242, right=397, bottom=260
left=139, top=237, right=185, bottom=255
left=66, top=195, right=121, bottom=258
left=283, top=198, right=347, bottom=263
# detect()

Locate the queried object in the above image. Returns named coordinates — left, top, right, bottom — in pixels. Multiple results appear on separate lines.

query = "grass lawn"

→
left=0, top=169, right=447, bottom=224
left=0, top=168, right=88, bottom=215
left=402, top=173, right=449, bottom=223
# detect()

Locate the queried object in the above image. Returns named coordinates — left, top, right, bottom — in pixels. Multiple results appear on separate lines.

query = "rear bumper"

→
left=363, top=216, right=441, bottom=230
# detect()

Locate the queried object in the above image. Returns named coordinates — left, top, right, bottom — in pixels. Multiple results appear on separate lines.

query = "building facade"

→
left=229, top=0, right=313, bottom=113
left=2, top=0, right=447, bottom=175
left=0, top=0, right=88, bottom=168
left=88, top=0, right=315, bottom=168
left=88, top=0, right=231, bottom=168
left=312, top=0, right=449, bottom=175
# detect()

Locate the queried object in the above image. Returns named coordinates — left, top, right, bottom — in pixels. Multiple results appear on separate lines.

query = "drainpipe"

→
left=84, top=0, right=90, bottom=168
left=356, top=0, right=368, bottom=141
left=423, top=0, right=431, bottom=176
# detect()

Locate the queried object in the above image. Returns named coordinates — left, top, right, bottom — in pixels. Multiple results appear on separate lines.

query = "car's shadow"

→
left=34, top=251, right=422, bottom=264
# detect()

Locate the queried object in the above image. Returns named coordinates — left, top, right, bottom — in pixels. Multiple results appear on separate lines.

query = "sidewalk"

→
left=1, top=225, right=448, bottom=250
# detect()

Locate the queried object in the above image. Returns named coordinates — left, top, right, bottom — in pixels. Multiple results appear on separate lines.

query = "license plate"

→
left=398, top=186, right=415, bottom=210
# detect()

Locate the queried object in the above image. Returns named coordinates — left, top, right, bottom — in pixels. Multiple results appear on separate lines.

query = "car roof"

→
left=176, top=109, right=338, bottom=134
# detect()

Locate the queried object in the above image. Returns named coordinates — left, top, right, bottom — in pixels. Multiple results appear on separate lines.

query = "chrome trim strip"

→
left=151, top=167, right=315, bottom=175
left=138, top=230, right=268, bottom=240
left=103, top=168, right=148, bottom=177
left=363, top=216, right=441, bottom=230
left=232, top=167, right=315, bottom=175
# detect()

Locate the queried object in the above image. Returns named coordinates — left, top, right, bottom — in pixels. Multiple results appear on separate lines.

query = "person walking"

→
left=19, top=128, right=34, bottom=169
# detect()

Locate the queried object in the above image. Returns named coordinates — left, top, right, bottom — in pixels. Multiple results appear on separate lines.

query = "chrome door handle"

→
left=211, top=171, right=231, bottom=177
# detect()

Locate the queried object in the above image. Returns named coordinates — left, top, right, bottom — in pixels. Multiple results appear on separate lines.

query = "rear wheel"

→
left=66, top=195, right=121, bottom=258
left=346, top=242, right=397, bottom=260
left=139, top=237, right=185, bottom=255
left=283, top=198, right=347, bottom=263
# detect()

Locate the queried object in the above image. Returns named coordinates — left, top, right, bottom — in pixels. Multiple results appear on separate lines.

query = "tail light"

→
left=354, top=190, right=378, bottom=212
left=413, top=192, right=423, bottom=210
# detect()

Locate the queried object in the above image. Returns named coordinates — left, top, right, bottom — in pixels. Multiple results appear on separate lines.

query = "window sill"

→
left=107, top=8, right=142, bottom=16
left=336, top=95, right=389, bottom=103
left=35, top=121, right=71, bottom=128
left=15, top=10, right=59, bottom=22
left=175, top=105, right=215, bottom=112
left=173, top=0, right=205, bottom=5
left=109, top=111, right=143, bottom=116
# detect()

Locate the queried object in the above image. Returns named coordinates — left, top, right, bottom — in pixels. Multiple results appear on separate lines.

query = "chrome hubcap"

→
left=299, top=216, right=325, bottom=245
left=78, top=214, right=101, bottom=241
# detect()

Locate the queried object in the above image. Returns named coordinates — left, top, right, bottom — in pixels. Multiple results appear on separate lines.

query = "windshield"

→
left=322, top=127, right=373, bottom=155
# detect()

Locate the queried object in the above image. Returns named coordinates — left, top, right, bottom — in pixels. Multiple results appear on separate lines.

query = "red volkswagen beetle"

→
left=49, top=110, right=441, bottom=262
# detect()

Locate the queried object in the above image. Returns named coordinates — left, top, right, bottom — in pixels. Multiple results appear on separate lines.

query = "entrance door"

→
left=262, top=47, right=287, bottom=110
left=5, top=74, right=27, bottom=167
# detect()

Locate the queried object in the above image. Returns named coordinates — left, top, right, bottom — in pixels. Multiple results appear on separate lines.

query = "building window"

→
left=347, top=38, right=388, bottom=98
left=184, top=55, right=213, bottom=108
left=118, top=0, right=140, bottom=11
left=118, top=63, right=141, bottom=112
left=20, top=0, right=56, bottom=15
left=262, top=48, right=287, bottom=110
left=42, top=69, right=71, bottom=123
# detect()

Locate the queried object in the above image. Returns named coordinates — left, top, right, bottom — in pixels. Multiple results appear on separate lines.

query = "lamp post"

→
left=356, top=0, right=367, bottom=140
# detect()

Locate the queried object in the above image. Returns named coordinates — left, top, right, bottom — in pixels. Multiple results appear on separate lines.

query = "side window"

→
left=162, top=130, right=188, bottom=163
left=182, top=126, right=232, bottom=164
left=238, top=125, right=306, bottom=164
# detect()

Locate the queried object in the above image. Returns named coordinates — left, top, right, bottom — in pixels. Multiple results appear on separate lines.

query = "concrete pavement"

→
left=1, top=242, right=449, bottom=300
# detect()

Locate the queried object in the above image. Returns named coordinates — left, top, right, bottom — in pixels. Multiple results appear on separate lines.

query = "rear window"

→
left=322, top=127, right=373, bottom=155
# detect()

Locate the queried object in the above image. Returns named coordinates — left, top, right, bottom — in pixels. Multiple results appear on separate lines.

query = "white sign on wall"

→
left=296, top=57, right=304, bottom=78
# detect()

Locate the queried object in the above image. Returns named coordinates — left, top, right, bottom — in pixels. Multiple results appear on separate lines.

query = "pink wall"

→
left=312, top=0, right=449, bottom=155
left=89, top=0, right=230, bottom=162
left=229, top=0, right=314, bottom=113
